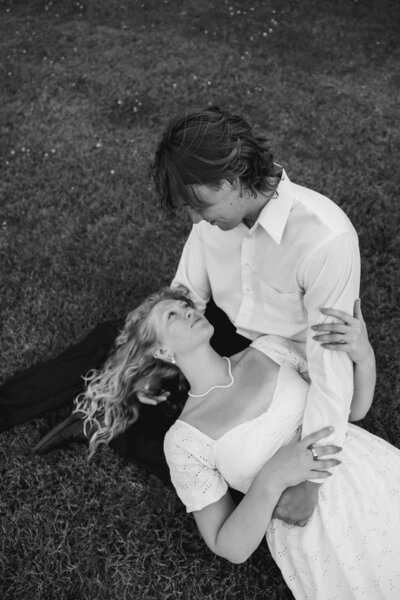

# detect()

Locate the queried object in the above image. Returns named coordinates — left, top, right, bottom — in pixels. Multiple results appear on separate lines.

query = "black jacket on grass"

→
left=0, top=301, right=250, bottom=486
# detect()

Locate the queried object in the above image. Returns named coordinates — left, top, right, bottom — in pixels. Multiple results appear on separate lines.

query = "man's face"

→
left=184, top=180, right=249, bottom=231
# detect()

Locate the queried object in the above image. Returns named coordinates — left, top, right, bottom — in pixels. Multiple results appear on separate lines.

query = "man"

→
left=2, top=106, right=360, bottom=525
left=152, top=106, right=360, bottom=524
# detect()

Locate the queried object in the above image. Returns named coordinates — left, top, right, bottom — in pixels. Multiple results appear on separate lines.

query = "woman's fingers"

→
left=301, top=426, right=334, bottom=447
left=313, top=444, right=342, bottom=457
left=309, top=470, right=332, bottom=479
left=311, top=461, right=341, bottom=477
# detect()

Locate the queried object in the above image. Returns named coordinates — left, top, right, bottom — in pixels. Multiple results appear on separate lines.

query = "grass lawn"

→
left=1, top=0, right=399, bottom=598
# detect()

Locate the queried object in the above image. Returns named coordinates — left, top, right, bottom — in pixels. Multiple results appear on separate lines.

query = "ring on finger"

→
left=309, top=444, right=319, bottom=460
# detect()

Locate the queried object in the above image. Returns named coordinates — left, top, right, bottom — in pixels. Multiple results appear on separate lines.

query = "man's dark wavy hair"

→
left=151, top=106, right=279, bottom=211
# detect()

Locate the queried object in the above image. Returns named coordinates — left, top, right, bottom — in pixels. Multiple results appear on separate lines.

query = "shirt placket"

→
left=235, top=233, right=255, bottom=330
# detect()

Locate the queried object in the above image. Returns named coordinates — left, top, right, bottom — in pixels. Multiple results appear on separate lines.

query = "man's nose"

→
left=187, top=206, right=203, bottom=224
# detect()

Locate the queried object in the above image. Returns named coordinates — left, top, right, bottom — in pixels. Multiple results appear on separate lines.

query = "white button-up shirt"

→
left=172, top=170, right=360, bottom=446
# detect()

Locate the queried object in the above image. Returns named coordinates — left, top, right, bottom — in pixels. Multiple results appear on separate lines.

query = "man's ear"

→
left=221, top=177, right=240, bottom=191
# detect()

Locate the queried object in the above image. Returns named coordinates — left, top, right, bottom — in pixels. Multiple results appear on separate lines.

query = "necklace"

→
left=188, top=357, right=235, bottom=398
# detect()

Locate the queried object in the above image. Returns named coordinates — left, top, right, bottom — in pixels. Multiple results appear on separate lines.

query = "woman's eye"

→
left=168, top=311, right=176, bottom=319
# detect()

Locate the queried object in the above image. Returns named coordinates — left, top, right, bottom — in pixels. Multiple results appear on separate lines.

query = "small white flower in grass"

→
left=110, top=170, right=115, bottom=175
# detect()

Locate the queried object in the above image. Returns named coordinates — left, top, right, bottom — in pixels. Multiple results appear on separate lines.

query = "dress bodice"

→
left=164, top=356, right=309, bottom=511
left=214, top=365, right=308, bottom=493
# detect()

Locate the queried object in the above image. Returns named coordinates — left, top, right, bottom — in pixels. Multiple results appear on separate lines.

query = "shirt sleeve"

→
left=171, top=225, right=211, bottom=312
left=299, top=231, right=361, bottom=447
left=164, top=424, right=228, bottom=513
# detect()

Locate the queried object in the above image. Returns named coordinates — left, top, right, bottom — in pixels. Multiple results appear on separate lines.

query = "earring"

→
left=170, top=356, right=176, bottom=364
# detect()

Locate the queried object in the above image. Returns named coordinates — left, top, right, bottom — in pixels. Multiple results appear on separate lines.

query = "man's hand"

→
left=136, top=375, right=170, bottom=406
left=272, top=481, right=321, bottom=526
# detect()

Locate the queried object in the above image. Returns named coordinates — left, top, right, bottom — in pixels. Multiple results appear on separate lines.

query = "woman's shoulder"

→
left=164, top=420, right=213, bottom=454
left=249, top=335, right=308, bottom=374
left=229, top=344, right=277, bottom=369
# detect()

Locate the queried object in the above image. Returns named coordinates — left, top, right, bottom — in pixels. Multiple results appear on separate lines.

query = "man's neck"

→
left=242, top=172, right=282, bottom=229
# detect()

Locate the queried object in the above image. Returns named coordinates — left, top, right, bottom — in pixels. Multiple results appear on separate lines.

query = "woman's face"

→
left=149, top=298, right=213, bottom=359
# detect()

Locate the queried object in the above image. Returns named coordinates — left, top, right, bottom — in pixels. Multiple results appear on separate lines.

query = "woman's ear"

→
left=152, top=345, right=175, bottom=364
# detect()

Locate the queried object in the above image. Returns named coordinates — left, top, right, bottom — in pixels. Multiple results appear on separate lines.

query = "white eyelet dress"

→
left=164, top=336, right=400, bottom=600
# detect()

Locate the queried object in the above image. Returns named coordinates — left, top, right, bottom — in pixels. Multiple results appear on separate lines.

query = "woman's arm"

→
left=311, top=299, right=376, bottom=422
left=193, top=427, right=340, bottom=564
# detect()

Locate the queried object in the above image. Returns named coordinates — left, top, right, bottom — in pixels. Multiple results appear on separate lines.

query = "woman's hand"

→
left=311, top=299, right=373, bottom=364
left=262, top=427, right=341, bottom=492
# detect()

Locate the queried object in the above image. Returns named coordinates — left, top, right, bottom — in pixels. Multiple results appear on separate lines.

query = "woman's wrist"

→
left=257, top=464, right=286, bottom=498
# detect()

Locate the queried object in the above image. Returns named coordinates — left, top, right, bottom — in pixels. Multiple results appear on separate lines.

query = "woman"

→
left=77, top=286, right=400, bottom=600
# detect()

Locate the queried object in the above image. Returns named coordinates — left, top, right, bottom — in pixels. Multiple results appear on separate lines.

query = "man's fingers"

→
left=311, top=323, right=347, bottom=333
left=313, top=333, right=347, bottom=343
left=320, top=343, right=348, bottom=351
left=319, top=307, right=356, bottom=324
left=294, top=518, right=309, bottom=527
left=353, top=298, right=364, bottom=322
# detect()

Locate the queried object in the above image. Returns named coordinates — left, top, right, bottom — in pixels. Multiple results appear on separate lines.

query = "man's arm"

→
left=312, top=300, right=376, bottom=422
left=171, top=224, right=211, bottom=310
left=273, top=232, right=360, bottom=525
left=300, top=232, right=361, bottom=446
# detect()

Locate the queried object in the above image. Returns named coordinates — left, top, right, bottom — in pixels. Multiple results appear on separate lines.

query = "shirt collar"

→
left=255, top=168, right=294, bottom=244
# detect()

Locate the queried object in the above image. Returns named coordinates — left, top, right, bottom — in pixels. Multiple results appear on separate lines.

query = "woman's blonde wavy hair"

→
left=74, top=286, right=193, bottom=457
